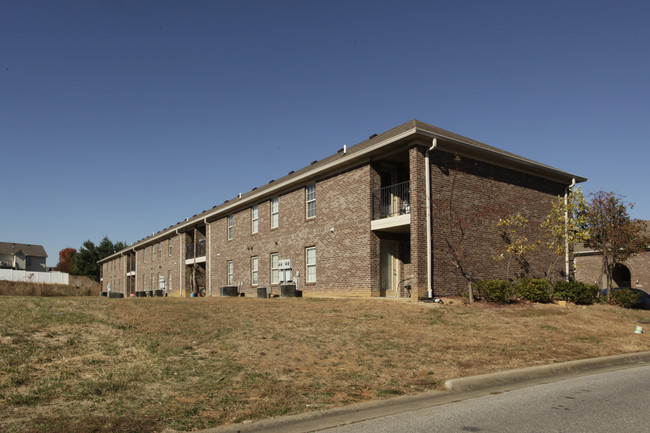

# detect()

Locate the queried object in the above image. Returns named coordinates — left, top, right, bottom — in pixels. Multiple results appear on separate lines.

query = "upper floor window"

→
left=158, top=242, right=161, bottom=259
left=251, top=206, right=259, bottom=234
left=151, top=245, right=155, bottom=260
left=270, top=198, right=279, bottom=228
left=251, top=256, right=258, bottom=286
left=306, top=184, right=316, bottom=219
left=143, top=248, right=146, bottom=262
left=306, top=247, right=316, bottom=282
left=168, top=238, right=172, bottom=256
left=227, top=215, right=234, bottom=240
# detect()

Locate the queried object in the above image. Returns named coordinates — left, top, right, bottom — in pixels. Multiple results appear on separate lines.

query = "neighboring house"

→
left=0, top=242, right=48, bottom=272
left=574, top=222, right=650, bottom=295
left=98, top=120, right=585, bottom=299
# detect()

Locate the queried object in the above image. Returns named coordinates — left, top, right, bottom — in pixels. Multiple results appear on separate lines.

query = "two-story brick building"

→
left=98, top=120, right=585, bottom=299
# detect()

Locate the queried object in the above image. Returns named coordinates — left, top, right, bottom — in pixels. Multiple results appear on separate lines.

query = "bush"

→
left=515, top=278, right=552, bottom=303
left=476, top=279, right=513, bottom=304
left=610, top=288, right=642, bottom=309
left=553, top=281, right=599, bottom=305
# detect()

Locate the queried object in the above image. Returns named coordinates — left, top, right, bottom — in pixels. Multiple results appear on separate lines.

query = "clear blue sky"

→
left=2, top=0, right=649, bottom=267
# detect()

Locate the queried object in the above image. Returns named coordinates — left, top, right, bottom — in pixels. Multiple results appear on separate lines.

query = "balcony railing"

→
left=372, top=181, right=410, bottom=220
left=186, top=240, right=207, bottom=260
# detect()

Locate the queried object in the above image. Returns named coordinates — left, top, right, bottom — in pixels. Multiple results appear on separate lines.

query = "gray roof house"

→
left=0, top=242, right=48, bottom=272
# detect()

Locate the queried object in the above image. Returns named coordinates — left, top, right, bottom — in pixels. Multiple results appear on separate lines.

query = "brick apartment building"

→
left=98, top=120, right=585, bottom=299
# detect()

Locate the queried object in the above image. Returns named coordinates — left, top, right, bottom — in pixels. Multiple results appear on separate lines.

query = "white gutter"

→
left=564, top=178, right=576, bottom=281
left=425, top=138, right=438, bottom=298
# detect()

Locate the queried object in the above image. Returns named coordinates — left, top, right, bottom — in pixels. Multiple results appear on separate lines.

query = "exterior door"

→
left=381, top=241, right=399, bottom=297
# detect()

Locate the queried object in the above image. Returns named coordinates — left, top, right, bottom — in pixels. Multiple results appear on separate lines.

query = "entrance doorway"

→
left=612, top=263, right=631, bottom=287
left=381, top=241, right=399, bottom=297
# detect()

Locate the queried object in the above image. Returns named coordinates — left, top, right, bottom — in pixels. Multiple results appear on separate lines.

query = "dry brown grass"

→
left=1, top=296, right=649, bottom=432
left=0, top=280, right=98, bottom=297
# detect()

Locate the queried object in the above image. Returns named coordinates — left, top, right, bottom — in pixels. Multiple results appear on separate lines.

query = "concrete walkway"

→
left=196, top=352, right=650, bottom=433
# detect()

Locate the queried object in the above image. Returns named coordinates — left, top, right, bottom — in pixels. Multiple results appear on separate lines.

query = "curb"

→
left=444, top=351, right=650, bottom=392
left=198, top=351, right=650, bottom=433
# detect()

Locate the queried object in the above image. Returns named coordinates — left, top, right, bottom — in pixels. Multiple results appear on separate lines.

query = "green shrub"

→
left=553, top=281, right=599, bottom=305
left=515, top=278, right=552, bottom=303
left=610, top=288, right=641, bottom=309
left=476, top=279, right=513, bottom=304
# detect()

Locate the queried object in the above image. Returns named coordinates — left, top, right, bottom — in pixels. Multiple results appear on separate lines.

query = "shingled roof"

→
left=99, top=119, right=586, bottom=263
left=0, top=242, right=48, bottom=258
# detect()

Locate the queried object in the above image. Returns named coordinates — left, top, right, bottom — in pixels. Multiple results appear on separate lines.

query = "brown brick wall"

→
left=208, top=163, right=374, bottom=298
left=430, top=150, right=566, bottom=296
left=135, top=236, right=182, bottom=296
left=575, top=251, right=650, bottom=295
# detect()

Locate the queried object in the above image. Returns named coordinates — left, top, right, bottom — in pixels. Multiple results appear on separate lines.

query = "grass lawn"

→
left=1, top=296, right=649, bottom=432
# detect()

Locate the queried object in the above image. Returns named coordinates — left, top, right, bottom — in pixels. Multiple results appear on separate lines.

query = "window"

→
left=168, top=238, right=172, bottom=256
left=158, top=242, right=161, bottom=259
left=168, top=270, right=172, bottom=293
left=151, top=273, right=155, bottom=292
left=227, top=215, right=234, bottom=240
left=306, top=184, right=316, bottom=218
left=306, top=247, right=316, bottom=282
left=270, top=198, right=279, bottom=228
left=251, top=206, right=258, bottom=234
left=227, top=261, right=234, bottom=286
left=143, top=275, right=146, bottom=291
left=151, top=245, right=155, bottom=260
left=270, top=253, right=279, bottom=285
left=158, top=272, right=162, bottom=290
left=251, top=256, right=258, bottom=285
left=143, top=248, right=146, bottom=262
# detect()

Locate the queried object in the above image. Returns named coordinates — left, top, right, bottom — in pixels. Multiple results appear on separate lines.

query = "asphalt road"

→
left=319, top=365, right=650, bottom=433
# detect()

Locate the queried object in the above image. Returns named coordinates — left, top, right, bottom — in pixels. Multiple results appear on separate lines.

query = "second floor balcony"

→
left=372, top=181, right=410, bottom=220
left=186, top=239, right=206, bottom=260
left=371, top=181, right=411, bottom=233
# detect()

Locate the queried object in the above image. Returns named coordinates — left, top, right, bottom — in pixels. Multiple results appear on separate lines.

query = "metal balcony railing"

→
left=371, top=181, right=410, bottom=220
left=185, top=240, right=207, bottom=260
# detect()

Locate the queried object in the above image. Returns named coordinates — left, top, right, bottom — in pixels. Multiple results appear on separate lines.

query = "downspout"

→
left=425, top=138, right=438, bottom=298
left=564, top=178, right=576, bottom=281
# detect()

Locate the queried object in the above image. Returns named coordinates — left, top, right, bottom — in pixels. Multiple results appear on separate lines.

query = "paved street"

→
left=320, top=365, right=650, bottom=433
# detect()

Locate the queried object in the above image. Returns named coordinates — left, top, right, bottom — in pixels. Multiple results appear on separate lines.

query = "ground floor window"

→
left=306, top=247, right=316, bottom=282
left=270, top=253, right=279, bottom=284
left=227, top=261, right=234, bottom=286
left=251, top=256, right=259, bottom=285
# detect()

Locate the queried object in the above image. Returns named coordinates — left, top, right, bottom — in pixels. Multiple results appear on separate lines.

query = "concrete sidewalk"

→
left=196, top=351, right=650, bottom=433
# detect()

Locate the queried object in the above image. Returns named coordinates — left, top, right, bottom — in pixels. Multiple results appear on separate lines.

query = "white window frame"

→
left=270, top=197, right=279, bottom=228
left=168, top=238, right=172, bottom=256
left=306, top=184, right=316, bottom=219
left=227, top=261, right=234, bottom=286
left=270, top=253, right=279, bottom=285
left=151, top=273, right=155, bottom=292
left=143, top=248, right=146, bottom=262
left=251, top=256, right=258, bottom=286
left=251, top=206, right=259, bottom=234
left=227, top=215, right=234, bottom=240
left=168, top=270, right=172, bottom=293
left=158, top=242, right=161, bottom=259
left=306, top=247, right=316, bottom=283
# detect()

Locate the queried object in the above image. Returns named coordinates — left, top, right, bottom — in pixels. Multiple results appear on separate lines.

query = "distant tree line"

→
left=54, top=237, right=126, bottom=282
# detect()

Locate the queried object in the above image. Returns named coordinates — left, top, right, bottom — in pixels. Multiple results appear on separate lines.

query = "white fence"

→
left=0, top=269, right=69, bottom=285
